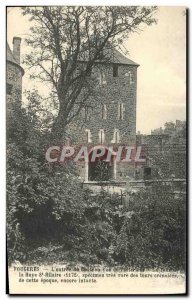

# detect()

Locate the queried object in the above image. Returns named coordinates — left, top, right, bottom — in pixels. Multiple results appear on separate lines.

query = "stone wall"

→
left=68, top=62, right=138, bottom=181
left=69, top=63, right=137, bottom=144
left=6, top=62, right=23, bottom=117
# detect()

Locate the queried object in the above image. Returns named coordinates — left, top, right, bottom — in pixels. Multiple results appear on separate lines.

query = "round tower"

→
left=6, top=37, right=24, bottom=117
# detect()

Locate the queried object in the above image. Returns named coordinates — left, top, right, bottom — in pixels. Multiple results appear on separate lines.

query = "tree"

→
left=22, top=6, right=157, bottom=141
left=164, top=121, right=175, bottom=134
left=149, top=121, right=186, bottom=179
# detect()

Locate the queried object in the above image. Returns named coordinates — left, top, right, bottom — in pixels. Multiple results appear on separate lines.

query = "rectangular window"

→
left=115, top=130, right=119, bottom=143
left=99, top=70, right=106, bottom=85
left=101, top=104, right=107, bottom=120
left=84, top=106, right=89, bottom=119
left=84, top=106, right=92, bottom=121
left=128, top=71, right=134, bottom=84
left=113, top=65, right=118, bottom=77
left=6, top=83, right=13, bottom=95
left=118, top=103, right=125, bottom=120
left=85, top=129, right=92, bottom=143
left=120, top=103, right=123, bottom=120
left=99, top=129, right=105, bottom=144
left=111, top=129, right=120, bottom=143
left=101, top=131, right=103, bottom=144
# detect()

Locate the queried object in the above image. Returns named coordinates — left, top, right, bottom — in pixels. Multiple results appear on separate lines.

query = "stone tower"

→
left=6, top=37, right=24, bottom=118
left=69, top=49, right=139, bottom=182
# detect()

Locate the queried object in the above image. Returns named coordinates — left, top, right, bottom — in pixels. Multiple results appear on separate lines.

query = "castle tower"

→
left=69, top=49, right=139, bottom=182
left=6, top=37, right=24, bottom=118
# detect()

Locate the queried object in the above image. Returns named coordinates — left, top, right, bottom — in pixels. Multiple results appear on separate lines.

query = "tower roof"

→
left=6, top=42, right=24, bottom=75
left=7, top=42, right=18, bottom=64
left=112, top=49, right=139, bottom=66
left=78, top=47, right=139, bottom=66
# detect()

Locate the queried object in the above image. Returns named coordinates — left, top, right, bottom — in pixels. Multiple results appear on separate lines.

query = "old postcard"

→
left=6, top=6, right=187, bottom=295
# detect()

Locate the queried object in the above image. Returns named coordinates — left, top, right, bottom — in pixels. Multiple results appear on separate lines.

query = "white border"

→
left=1, top=1, right=191, bottom=299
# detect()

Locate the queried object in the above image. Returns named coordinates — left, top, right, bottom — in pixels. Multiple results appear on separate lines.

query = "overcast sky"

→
left=7, top=6, right=186, bottom=134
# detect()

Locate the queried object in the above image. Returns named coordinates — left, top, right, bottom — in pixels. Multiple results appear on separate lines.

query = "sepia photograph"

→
left=6, top=5, right=187, bottom=295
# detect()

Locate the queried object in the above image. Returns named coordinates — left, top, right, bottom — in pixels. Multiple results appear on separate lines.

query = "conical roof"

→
left=7, top=42, right=24, bottom=75
left=7, top=42, right=18, bottom=64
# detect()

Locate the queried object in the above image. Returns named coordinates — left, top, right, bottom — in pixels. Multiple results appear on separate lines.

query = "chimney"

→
left=12, top=37, right=21, bottom=64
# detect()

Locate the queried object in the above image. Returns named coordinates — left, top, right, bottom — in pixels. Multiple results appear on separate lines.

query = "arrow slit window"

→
left=113, top=65, right=118, bottom=77
left=118, top=103, right=125, bottom=120
left=99, top=129, right=105, bottom=144
left=101, top=104, right=107, bottom=119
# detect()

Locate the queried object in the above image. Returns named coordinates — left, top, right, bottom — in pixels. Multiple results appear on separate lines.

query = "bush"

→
left=111, top=184, right=186, bottom=271
left=7, top=166, right=186, bottom=271
left=7, top=106, right=186, bottom=270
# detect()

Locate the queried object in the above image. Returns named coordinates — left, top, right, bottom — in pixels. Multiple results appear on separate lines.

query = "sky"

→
left=7, top=6, right=186, bottom=134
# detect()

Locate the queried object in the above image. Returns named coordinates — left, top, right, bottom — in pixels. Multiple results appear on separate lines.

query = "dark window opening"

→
left=115, top=131, right=119, bottom=143
left=144, top=167, right=151, bottom=180
left=86, top=131, right=89, bottom=142
left=113, top=65, right=118, bottom=77
left=6, top=83, right=13, bottom=95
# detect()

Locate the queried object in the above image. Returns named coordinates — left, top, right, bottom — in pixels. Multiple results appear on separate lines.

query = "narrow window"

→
left=128, top=71, right=134, bottom=84
left=101, top=104, right=107, bottom=120
left=113, top=65, right=118, bottom=77
left=6, top=83, right=13, bottom=95
left=118, top=103, right=125, bottom=120
left=85, top=129, right=92, bottom=143
left=99, top=129, right=105, bottom=144
left=111, top=129, right=120, bottom=143
left=84, top=106, right=93, bottom=120
left=84, top=106, right=89, bottom=119
left=115, top=130, right=119, bottom=143
left=99, top=70, right=106, bottom=85
left=84, top=106, right=93, bottom=121
left=120, top=103, right=124, bottom=120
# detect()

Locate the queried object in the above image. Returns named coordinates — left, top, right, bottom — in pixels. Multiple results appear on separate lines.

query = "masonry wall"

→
left=6, top=62, right=23, bottom=118
left=68, top=62, right=138, bottom=181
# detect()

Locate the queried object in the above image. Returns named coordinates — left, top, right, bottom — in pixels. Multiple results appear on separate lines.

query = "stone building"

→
left=6, top=37, right=24, bottom=119
left=136, top=119, right=186, bottom=180
left=68, top=49, right=139, bottom=182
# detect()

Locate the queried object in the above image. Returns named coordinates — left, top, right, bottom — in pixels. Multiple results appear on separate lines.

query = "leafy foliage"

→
left=7, top=149, right=186, bottom=270
left=7, top=56, right=185, bottom=271
left=149, top=122, right=186, bottom=179
left=7, top=105, right=186, bottom=270
left=22, top=6, right=157, bottom=140
left=112, top=185, right=186, bottom=270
